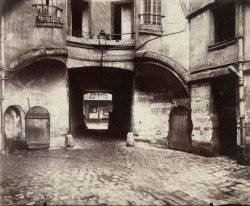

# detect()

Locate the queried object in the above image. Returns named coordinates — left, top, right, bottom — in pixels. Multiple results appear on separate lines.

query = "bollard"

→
left=65, top=134, right=74, bottom=147
left=126, top=132, right=135, bottom=147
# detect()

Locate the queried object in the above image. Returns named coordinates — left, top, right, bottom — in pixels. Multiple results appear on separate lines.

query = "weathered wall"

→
left=191, top=81, right=219, bottom=156
left=190, top=9, right=238, bottom=72
left=135, top=0, right=190, bottom=70
left=244, top=74, right=250, bottom=138
left=3, top=60, right=69, bottom=147
left=66, top=45, right=134, bottom=70
left=132, top=62, right=190, bottom=146
left=1, top=0, right=67, bottom=68
left=189, top=0, right=214, bottom=14
left=132, top=89, right=172, bottom=144
left=244, top=3, right=250, bottom=61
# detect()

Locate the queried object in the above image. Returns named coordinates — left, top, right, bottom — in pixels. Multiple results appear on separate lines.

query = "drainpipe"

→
left=238, top=2, right=245, bottom=148
left=229, top=2, right=246, bottom=164
left=0, top=14, right=5, bottom=154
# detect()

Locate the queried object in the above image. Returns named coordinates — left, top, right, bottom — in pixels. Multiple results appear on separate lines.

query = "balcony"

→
left=139, top=14, right=164, bottom=36
left=32, top=4, right=63, bottom=28
left=66, top=29, right=135, bottom=48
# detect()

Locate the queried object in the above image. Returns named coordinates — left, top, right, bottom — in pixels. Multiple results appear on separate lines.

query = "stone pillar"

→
left=191, top=81, right=219, bottom=156
left=241, top=73, right=250, bottom=165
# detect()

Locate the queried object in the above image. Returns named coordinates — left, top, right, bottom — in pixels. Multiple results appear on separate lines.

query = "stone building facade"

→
left=0, top=0, right=249, bottom=165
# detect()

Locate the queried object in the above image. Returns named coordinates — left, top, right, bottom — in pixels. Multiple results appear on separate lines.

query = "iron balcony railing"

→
left=66, top=29, right=135, bottom=47
left=32, top=4, right=63, bottom=28
left=37, top=15, right=63, bottom=24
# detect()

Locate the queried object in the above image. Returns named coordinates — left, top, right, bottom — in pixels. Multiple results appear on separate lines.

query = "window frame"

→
left=212, top=1, right=236, bottom=44
left=143, top=0, right=162, bottom=26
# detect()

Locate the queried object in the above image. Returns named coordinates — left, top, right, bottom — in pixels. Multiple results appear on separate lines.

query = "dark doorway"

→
left=169, top=107, right=192, bottom=152
left=114, top=4, right=121, bottom=40
left=212, top=75, right=237, bottom=158
left=68, top=67, right=133, bottom=138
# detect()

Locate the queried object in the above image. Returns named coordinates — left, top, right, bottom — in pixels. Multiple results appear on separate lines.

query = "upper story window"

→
left=144, top=0, right=161, bottom=25
left=33, top=0, right=63, bottom=28
left=67, top=0, right=135, bottom=47
left=139, top=0, right=164, bottom=36
left=71, top=0, right=89, bottom=38
left=213, top=2, right=235, bottom=43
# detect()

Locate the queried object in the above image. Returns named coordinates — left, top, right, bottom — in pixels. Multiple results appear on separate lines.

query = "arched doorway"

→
left=169, top=107, right=192, bottom=152
left=5, top=106, right=25, bottom=150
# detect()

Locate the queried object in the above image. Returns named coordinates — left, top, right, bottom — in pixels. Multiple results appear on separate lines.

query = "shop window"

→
left=213, top=2, right=235, bottom=43
left=139, top=0, right=164, bottom=35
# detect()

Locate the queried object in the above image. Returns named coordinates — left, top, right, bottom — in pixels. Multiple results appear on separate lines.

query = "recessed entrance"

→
left=212, top=75, right=237, bottom=158
left=68, top=67, right=133, bottom=138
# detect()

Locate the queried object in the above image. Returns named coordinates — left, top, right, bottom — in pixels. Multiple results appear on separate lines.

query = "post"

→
left=0, top=14, right=5, bottom=154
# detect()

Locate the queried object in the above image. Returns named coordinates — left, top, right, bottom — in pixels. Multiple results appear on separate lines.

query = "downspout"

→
left=230, top=2, right=246, bottom=151
left=238, top=2, right=245, bottom=148
left=0, top=14, right=5, bottom=154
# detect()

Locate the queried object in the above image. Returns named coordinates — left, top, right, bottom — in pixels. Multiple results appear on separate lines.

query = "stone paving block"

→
left=1, top=138, right=250, bottom=205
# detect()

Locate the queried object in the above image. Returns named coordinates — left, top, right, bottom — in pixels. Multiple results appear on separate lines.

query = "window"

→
left=144, top=0, right=162, bottom=26
left=213, top=2, right=235, bottom=43
left=139, top=0, right=163, bottom=35
left=113, top=3, right=132, bottom=40
left=71, top=0, right=89, bottom=37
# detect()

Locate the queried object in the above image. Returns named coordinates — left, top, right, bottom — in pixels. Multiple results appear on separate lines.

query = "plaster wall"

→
left=190, top=9, right=238, bottom=72
left=135, top=0, right=190, bottom=70
left=3, top=60, right=69, bottom=147
left=66, top=45, right=134, bottom=70
left=244, top=3, right=250, bottom=61
left=1, top=0, right=67, bottom=68
left=189, top=0, right=214, bottom=14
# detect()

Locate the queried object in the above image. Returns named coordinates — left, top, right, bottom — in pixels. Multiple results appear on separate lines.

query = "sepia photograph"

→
left=0, top=0, right=250, bottom=205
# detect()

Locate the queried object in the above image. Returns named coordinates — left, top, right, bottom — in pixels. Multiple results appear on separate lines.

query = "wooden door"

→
left=25, top=106, right=50, bottom=149
left=169, top=107, right=192, bottom=152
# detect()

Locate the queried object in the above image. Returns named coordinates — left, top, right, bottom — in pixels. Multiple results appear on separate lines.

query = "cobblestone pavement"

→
left=0, top=135, right=250, bottom=206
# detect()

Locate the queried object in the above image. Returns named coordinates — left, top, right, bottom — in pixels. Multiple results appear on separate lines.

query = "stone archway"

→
left=132, top=61, right=190, bottom=145
left=4, top=105, right=26, bottom=150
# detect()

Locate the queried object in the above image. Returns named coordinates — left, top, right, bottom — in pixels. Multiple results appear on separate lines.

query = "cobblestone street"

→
left=0, top=136, right=250, bottom=205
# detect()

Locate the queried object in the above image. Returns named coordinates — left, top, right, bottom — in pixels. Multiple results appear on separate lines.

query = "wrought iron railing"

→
left=32, top=4, right=63, bottom=28
left=66, top=29, right=135, bottom=47
left=37, top=15, right=63, bottom=24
